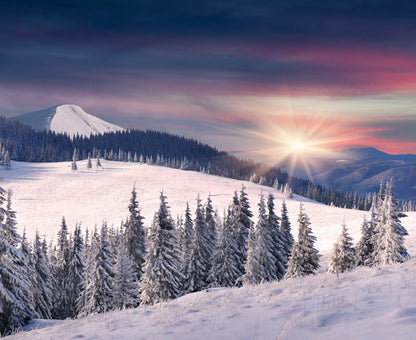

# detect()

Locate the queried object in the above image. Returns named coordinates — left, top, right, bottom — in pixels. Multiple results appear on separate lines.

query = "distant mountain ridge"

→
left=10, top=104, right=124, bottom=136
left=339, top=147, right=416, bottom=162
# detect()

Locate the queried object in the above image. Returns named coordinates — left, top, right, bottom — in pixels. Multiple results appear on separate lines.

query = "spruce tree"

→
left=0, top=188, right=34, bottom=334
left=185, top=197, right=211, bottom=292
left=32, top=232, right=53, bottom=319
left=204, top=195, right=217, bottom=272
left=52, top=217, right=71, bottom=319
left=140, top=192, right=183, bottom=305
left=87, top=153, right=92, bottom=170
left=71, top=148, right=78, bottom=171
left=113, top=245, right=139, bottom=309
left=372, top=182, right=409, bottom=266
left=80, top=223, right=115, bottom=315
left=67, top=225, right=85, bottom=318
left=266, top=194, right=286, bottom=279
left=124, top=186, right=146, bottom=281
left=285, top=204, right=320, bottom=279
left=209, top=208, right=240, bottom=287
left=327, top=223, right=356, bottom=274
left=242, top=195, right=277, bottom=285
left=356, top=215, right=375, bottom=267
left=280, top=200, right=294, bottom=266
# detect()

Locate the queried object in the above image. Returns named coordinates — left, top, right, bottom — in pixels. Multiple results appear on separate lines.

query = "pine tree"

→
left=52, top=217, right=71, bottom=319
left=280, top=200, right=294, bottom=266
left=242, top=195, right=277, bottom=285
left=285, top=204, right=320, bottom=279
left=356, top=216, right=375, bottom=267
left=266, top=194, right=286, bottom=279
left=87, top=153, right=92, bottom=170
left=232, top=187, right=253, bottom=278
left=124, top=186, right=146, bottom=281
left=71, top=148, right=78, bottom=171
left=113, top=246, right=139, bottom=309
left=0, top=188, right=34, bottom=334
left=209, top=208, right=240, bottom=287
left=140, top=192, right=183, bottom=305
left=32, top=232, right=53, bottom=319
left=66, top=225, right=85, bottom=318
left=327, top=223, right=356, bottom=274
left=204, top=195, right=217, bottom=272
left=183, top=197, right=211, bottom=292
left=80, top=223, right=115, bottom=315
left=3, top=150, right=10, bottom=169
left=180, top=202, right=194, bottom=291
left=372, top=182, right=409, bottom=266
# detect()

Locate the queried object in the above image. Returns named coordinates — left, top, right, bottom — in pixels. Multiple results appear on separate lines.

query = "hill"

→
left=9, top=104, right=123, bottom=136
left=3, top=160, right=416, bottom=339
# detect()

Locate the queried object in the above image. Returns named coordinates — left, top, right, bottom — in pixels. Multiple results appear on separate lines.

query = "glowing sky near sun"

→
left=2, top=1, right=416, bottom=159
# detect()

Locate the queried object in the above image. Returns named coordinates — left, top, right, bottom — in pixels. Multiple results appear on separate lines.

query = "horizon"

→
left=2, top=1, right=416, bottom=158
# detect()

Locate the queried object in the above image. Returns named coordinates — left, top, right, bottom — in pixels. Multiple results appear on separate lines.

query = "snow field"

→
left=0, top=160, right=391, bottom=257
left=14, top=258, right=416, bottom=340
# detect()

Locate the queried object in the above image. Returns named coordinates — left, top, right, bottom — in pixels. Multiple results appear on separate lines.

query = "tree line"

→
left=0, top=180, right=410, bottom=336
left=1, top=116, right=404, bottom=211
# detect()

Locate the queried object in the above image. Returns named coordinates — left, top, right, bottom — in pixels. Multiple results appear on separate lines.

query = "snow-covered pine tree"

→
left=113, top=245, right=139, bottom=309
left=327, top=223, right=356, bottom=274
left=179, top=202, right=194, bottom=292
left=356, top=215, right=376, bottom=267
left=240, top=225, right=261, bottom=285
left=71, top=148, right=78, bottom=171
left=66, top=225, right=85, bottom=318
left=80, top=223, right=115, bottom=315
left=204, top=195, right=217, bottom=273
left=209, top=208, right=241, bottom=287
left=372, top=182, right=409, bottom=266
left=280, top=200, right=294, bottom=267
left=140, top=192, right=183, bottom=305
left=96, top=153, right=102, bottom=168
left=124, top=185, right=146, bottom=281
left=232, top=187, right=254, bottom=278
left=52, top=217, right=71, bottom=319
left=0, top=188, right=34, bottom=335
left=32, top=231, right=53, bottom=319
left=3, top=150, right=10, bottom=169
left=183, top=197, right=212, bottom=293
left=285, top=204, right=320, bottom=279
left=266, top=194, right=286, bottom=279
left=87, top=153, right=92, bottom=170
left=242, top=195, right=277, bottom=285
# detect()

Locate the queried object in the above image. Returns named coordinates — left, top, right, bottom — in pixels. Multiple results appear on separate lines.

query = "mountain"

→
left=284, top=147, right=416, bottom=201
left=338, top=147, right=416, bottom=162
left=10, top=104, right=123, bottom=136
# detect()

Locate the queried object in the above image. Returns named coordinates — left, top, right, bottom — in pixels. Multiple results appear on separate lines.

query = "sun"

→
left=291, top=141, right=306, bottom=152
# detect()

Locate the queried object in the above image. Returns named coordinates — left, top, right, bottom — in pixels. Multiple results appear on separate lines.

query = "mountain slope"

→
left=13, top=256, right=416, bottom=339
left=0, top=160, right=381, bottom=254
left=10, top=104, right=123, bottom=136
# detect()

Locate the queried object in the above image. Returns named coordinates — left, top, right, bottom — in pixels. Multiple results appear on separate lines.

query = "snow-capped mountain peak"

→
left=11, top=104, right=124, bottom=136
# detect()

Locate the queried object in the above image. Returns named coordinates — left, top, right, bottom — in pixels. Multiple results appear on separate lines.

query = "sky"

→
left=1, top=0, right=416, bottom=160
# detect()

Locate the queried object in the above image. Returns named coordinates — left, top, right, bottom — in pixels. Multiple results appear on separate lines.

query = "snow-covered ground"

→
left=0, top=159, right=396, bottom=256
left=2, top=160, right=416, bottom=339
left=11, top=258, right=416, bottom=340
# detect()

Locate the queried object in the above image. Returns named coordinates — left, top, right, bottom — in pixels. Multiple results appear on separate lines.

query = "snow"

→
left=2, top=160, right=416, bottom=339
left=9, top=259, right=416, bottom=340
left=50, top=105, right=123, bottom=136
left=10, top=104, right=123, bottom=136
left=0, top=160, right=381, bottom=256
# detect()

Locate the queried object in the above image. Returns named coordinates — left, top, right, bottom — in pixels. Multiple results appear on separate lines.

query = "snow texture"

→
left=11, top=104, right=123, bottom=136
left=2, top=160, right=416, bottom=339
